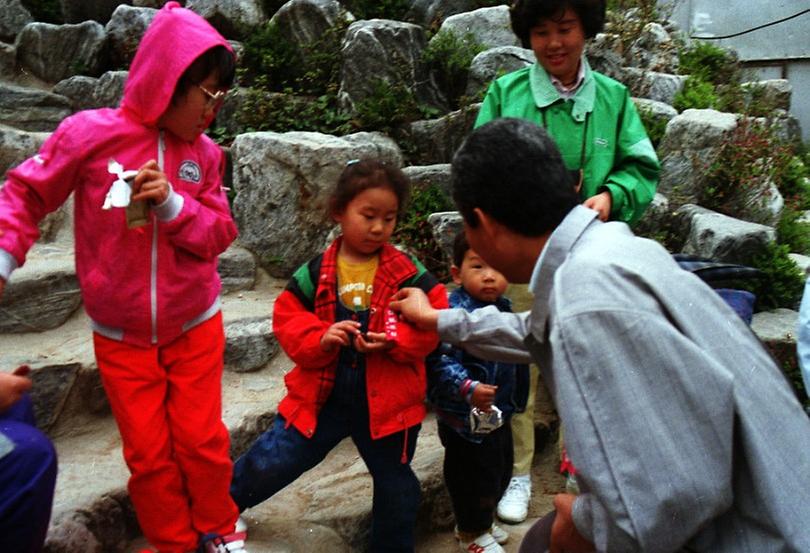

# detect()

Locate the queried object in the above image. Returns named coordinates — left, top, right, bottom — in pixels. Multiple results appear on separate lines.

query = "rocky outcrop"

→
left=465, top=45, right=534, bottom=99
left=185, top=0, right=267, bottom=39
left=53, top=70, right=127, bottom=112
left=434, top=6, right=519, bottom=50
left=271, top=0, right=354, bottom=46
left=403, top=163, right=452, bottom=196
left=0, top=0, right=33, bottom=42
left=406, top=104, right=480, bottom=165
left=0, top=83, right=72, bottom=132
left=15, top=21, right=107, bottom=83
left=405, top=0, right=476, bottom=27
left=59, top=0, right=123, bottom=24
left=231, top=130, right=402, bottom=276
left=105, top=5, right=158, bottom=68
left=338, top=19, right=444, bottom=113
left=427, top=211, right=463, bottom=262
left=623, top=67, right=686, bottom=105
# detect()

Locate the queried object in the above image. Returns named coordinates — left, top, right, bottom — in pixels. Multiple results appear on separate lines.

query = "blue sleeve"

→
left=426, top=346, right=471, bottom=404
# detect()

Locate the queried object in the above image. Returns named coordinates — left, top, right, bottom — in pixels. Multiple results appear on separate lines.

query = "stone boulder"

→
left=741, top=79, right=791, bottom=112
left=15, top=21, right=107, bottom=83
left=585, top=33, right=625, bottom=82
left=132, top=0, right=173, bottom=6
left=0, top=82, right=72, bottom=132
left=465, top=45, right=534, bottom=100
left=626, top=22, right=678, bottom=73
left=53, top=70, right=127, bottom=112
left=428, top=211, right=462, bottom=263
left=405, top=0, right=476, bottom=28
left=338, top=19, right=444, bottom=113
left=406, top=103, right=480, bottom=165
left=0, top=0, right=32, bottom=43
left=271, top=0, right=354, bottom=47
left=0, top=43, right=15, bottom=81
left=658, top=109, right=738, bottom=203
left=403, top=163, right=452, bottom=197
left=0, top=245, right=81, bottom=334
left=105, top=5, right=158, bottom=69
left=675, top=204, right=776, bottom=265
left=224, top=316, right=278, bottom=373
left=217, top=243, right=257, bottom=293
left=93, top=70, right=127, bottom=108
left=186, top=0, right=267, bottom=39
left=632, top=97, right=678, bottom=125
left=0, top=124, right=49, bottom=178
left=59, top=0, right=122, bottom=24
left=622, top=67, right=685, bottom=105
left=435, top=6, right=519, bottom=50
left=29, top=362, right=82, bottom=431
left=231, top=130, right=402, bottom=276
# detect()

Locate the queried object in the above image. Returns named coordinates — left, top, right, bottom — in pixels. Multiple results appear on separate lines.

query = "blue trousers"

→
left=0, top=395, right=57, bottom=553
left=231, top=364, right=421, bottom=553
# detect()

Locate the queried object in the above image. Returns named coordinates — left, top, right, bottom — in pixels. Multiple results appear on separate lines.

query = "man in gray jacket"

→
left=390, top=118, right=810, bottom=553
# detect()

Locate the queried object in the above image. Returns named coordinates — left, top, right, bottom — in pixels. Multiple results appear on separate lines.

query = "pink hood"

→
left=122, top=1, right=233, bottom=126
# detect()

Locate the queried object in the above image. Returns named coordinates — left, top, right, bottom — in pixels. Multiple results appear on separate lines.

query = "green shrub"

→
left=776, top=206, right=810, bottom=256
left=637, top=106, right=668, bottom=149
left=678, top=41, right=739, bottom=86
left=673, top=76, right=718, bottom=111
left=746, top=243, right=805, bottom=311
left=20, top=0, right=61, bottom=23
left=353, top=78, right=427, bottom=133
left=394, top=184, right=454, bottom=281
left=341, top=0, right=410, bottom=20
left=422, top=30, right=486, bottom=110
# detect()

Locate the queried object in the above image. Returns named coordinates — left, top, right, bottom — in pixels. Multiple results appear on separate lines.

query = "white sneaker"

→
left=201, top=532, right=248, bottom=553
left=454, top=524, right=508, bottom=545
left=458, top=532, right=505, bottom=553
left=496, top=475, right=531, bottom=523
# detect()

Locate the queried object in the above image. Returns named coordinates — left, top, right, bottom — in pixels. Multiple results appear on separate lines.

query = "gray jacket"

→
left=438, top=206, right=810, bottom=552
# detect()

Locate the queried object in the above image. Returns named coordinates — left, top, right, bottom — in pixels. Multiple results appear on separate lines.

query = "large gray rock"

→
left=0, top=245, right=81, bottom=333
left=741, top=79, right=791, bottom=111
left=0, top=0, right=32, bottom=42
left=218, top=243, right=257, bottom=293
left=435, top=5, right=519, bottom=50
left=405, top=0, right=476, bottom=27
left=626, top=22, right=678, bottom=73
left=53, top=70, right=128, bottom=112
left=751, top=308, right=798, bottom=345
left=105, top=5, right=158, bottom=68
left=0, top=123, right=49, bottom=178
left=585, top=33, right=625, bottom=82
left=622, top=67, right=685, bottom=105
left=406, top=103, right=480, bottom=165
left=0, top=42, right=15, bottom=80
left=465, top=45, right=534, bottom=99
left=271, top=0, right=354, bottom=46
left=632, top=97, right=678, bottom=123
left=186, top=0, right=267, bottom=39
left=427, top=211, right=462, bottom=263
left=658, top=109, right=738, bottom=202
left=15, top=21, right=107, bottom=83
left=0, top=82, right=72, bottom=132
left=29, top=362, right=81, bottom=431
left=224, top=316, right=278, bottom=373
left=59, top=0, right=122, bottom=24
left=231, top=130, right=402, bottom=276
left=338, top=19, right=444, bottom=113
left=93, top=70, right=127, bottom=108
left=132, top=0, right=173, bottom=6
left=403, top=163, right=451, bottom=196
left=676, top=204, right=776, bottom=265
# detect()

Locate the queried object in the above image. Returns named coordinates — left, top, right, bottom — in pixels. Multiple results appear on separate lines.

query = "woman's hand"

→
left=582, top=191, right=612, bottom=221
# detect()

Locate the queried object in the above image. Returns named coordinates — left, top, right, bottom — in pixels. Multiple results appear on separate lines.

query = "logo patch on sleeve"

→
left=178, top=160, right=202, bottom=183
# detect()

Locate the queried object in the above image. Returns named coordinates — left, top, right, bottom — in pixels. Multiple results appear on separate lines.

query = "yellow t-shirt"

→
left=337, top=255, right=378, bottom=311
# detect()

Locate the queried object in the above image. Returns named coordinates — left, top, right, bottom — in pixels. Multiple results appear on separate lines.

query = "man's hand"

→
left=320, top=320, right=361, bottom=352
left=131, top=160, right=170, bottom=205
left=0, top=366, right=32, bottom=413
left=354, top=331, right=395, bottom=353
left=389, top=288, right=439, bottom=331
left=550, top=494, right=595, bottom=553
left=470, top=383, right=497, bottom=411
left=582, top=191, right=612, bottom=222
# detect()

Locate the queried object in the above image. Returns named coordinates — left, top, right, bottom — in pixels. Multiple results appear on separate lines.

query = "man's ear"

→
left=450, top=264, right=462, bottom=285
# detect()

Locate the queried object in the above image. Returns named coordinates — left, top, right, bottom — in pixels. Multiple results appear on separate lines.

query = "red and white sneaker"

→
left=458, top=532, right=505, bottom=553
left=199, top=529, right=248, bottom=553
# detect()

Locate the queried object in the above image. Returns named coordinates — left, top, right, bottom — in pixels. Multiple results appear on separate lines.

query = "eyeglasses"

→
left=197, top=84, right=226, bottom=110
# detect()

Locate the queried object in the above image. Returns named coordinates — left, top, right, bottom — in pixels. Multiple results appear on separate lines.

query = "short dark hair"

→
left=451, top=118, right=578, bottom=237
left=510, top=0, right=606, bottom=47
left=172, top=45, right=236, bottom=103
left=452, top=231, right=470, bottom=268
left=329, top=160, right=411, bottom=218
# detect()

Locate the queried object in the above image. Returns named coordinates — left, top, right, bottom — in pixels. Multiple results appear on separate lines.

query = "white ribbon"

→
left=103, top=158, right=138, bottom=210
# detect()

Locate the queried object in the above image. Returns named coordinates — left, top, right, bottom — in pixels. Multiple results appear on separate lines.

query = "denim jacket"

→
left=427, top=287, right=530, bottom=442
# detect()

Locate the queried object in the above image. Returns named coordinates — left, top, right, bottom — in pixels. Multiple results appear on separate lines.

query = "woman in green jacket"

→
left=475, top=0, right=659, bottom=225
left=478, top=0, right=661, bottom=529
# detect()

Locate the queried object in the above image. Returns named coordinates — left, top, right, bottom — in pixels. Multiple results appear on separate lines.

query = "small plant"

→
left=422, top=30, right=486, bottom=110
left=673, top=76, right=718, bottom=111
left=637, top=106, right=669, bottom=149
left=776, top=206, right=810, bottom=256
left=394, top=184, right=454, bottom=281
left=745, top=243, right=805, bottom=311
left=678, top=41, right=739, bottom=86
left=231, top=88, right=353, bottom=136
left=352, top=78, right=425, bottom=133
left=605, top=0, right=663, bottom=55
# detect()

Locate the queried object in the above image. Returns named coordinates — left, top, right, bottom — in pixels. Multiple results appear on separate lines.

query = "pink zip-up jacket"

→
left=0, top=2, right=238, bottom=348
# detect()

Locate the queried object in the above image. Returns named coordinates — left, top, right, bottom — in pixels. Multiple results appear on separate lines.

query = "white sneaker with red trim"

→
left=457, top=532, right=505, bottom=553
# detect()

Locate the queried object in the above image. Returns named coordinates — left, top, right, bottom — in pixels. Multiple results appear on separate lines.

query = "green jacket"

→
left=475, top=59, right=659, bottom=225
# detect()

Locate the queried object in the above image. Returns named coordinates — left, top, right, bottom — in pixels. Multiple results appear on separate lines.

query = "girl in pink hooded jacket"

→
left=0, top=3, right=246, bottom=552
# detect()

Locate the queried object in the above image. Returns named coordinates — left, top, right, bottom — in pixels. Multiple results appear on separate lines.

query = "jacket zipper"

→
left=151, top=131, right=164, bottom=344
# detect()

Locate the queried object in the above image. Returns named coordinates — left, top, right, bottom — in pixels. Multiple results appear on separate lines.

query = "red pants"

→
left=94, top=313, right=238, bottom=553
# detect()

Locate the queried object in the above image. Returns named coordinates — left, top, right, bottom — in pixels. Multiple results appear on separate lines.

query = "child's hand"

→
left=582, top=191, right=612, bottom=221
left=131, top=160, right=170, bottom=205
left=354, top=331, right=395, bottom=353
left=471, top=383, right=497, bottom=411
left=320, top=320, right=361, bottom=352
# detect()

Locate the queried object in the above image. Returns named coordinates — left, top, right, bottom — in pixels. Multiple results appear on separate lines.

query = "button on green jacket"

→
left=475, top=59, right=660, bottom=225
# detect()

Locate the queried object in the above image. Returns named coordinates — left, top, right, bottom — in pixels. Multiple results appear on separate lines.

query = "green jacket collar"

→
left=529, top=57, right=595, bottom=122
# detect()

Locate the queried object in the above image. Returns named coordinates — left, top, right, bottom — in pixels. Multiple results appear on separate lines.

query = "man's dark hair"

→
left=172, top=45, right=236, bottom=103
left=451, top=118, right=579, bottom=237
left=510, top=0, right=606, bottom=47
left=452, top=231, right=470, bottom=268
